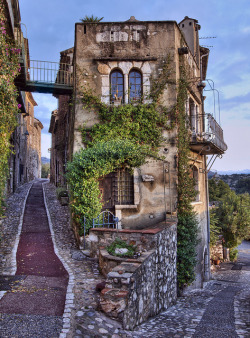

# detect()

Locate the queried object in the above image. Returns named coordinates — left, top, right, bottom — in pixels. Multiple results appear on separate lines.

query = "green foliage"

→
left=209, top=209, right=221, bottom=247
left=56, top=187, right=69, bottom=199
left=229, top=247, right=238, bottom=262
left=81, top=102, right=174, bottom=151
left=235, top=177, right=250, bottom=195
left=0, top=3, right=20, bottom=214
left=66, top=139, right=148, bottom=234
left=214, top=191, right=250, bottom=248
left=209, top=184, right=250, bottom=257
left=67, top=59, right=176, bottom=233
left=80, top=15, right=104, bottom=23
left=176, top=78, right=197, bottom=216
left=106, top=238, right=136, bottom=257
left=177, top=213, right=199, bottom=287
left=175, top=72, right=199, bottom=289
left=208, top=178, right=231, bottom=201
left=41, top=163, right=50, bottom=178
left=80, top=82, right=175, bottom=153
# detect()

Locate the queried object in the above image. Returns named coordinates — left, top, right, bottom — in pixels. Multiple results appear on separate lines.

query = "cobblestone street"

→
left=0, top=180, right=250, bottom=337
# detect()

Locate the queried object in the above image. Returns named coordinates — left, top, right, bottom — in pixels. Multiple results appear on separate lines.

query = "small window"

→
left=115, top=169, right=134, bottom=205
left=110, top=70, right=124, bottom=103
left=192, top=166, right=200, bottom=202
left=129, top=70, right=142, bottom=102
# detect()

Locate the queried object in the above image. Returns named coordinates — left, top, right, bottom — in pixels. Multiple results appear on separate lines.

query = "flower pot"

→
left=213, top=259, right=220, bottom=265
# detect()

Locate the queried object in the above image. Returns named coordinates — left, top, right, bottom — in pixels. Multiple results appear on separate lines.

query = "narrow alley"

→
left=0, top=181, right=250, bottom=337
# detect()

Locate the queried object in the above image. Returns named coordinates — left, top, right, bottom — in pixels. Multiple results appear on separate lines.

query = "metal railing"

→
left=14, top=27, right=73, bottom=91
left=27, top=60, right=73, bottom=86
left=189, top=113, right=227, bottom=152
left=83, top=211, right=119, bottom=249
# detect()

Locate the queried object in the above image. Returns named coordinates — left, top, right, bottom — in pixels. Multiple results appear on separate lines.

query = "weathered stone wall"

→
left=210, top=240, right=224, bottom=260
left=90, top=222, right=177, bottom=330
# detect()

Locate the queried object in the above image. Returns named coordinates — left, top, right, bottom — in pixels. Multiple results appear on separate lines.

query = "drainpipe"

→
left=204, top=156, right=211, bottom=281
left=200, top=52, right=211, bottom=282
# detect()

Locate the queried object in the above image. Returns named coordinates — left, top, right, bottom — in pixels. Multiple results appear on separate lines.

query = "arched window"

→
left=110, top=70, right=124, bottom=103
left=129, top=70, right=142, bottom=102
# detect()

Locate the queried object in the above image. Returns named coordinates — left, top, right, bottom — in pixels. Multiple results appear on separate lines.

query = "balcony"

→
left=14, top=28, right=73, bottom=95
left=189, top=113, right=227, bottom=155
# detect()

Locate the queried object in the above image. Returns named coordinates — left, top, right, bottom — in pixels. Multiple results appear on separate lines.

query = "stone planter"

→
left=59, top=196, right=69, bottom=206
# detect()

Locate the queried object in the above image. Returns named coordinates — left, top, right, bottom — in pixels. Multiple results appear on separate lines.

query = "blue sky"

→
left=19, top=0, right=250, bottom=171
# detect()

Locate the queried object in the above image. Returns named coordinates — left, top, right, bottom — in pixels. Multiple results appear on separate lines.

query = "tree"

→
left=80, top=15, right=104, bottom=23
left=41, top=163, right=50, bottom=178
left=214, top=191, right=250, bottom=248
left=235, top=177, right=250, bottom=194
left=208, top=178, right=231, bottom=201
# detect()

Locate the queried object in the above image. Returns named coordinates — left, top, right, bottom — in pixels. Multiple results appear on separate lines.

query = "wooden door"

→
left=99, top=172, right=115, bottom=212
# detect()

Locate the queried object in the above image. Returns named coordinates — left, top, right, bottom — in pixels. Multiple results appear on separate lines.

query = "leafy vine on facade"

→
left=67, top=57, right=176, bottom=233
left=0, top=3, right=20, bottom=213
left=67, top=56, right=199, bottom=289
left=176, top=65, right=199, bottom=290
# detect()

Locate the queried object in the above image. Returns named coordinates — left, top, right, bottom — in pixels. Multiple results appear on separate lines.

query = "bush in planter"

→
left=56, top=187, right=69, bottom=199
left=106, top=238, right=136, bottom=258
left=56, top=187, right=69, bottom=206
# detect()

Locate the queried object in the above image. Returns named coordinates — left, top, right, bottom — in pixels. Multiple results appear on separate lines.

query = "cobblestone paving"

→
left=1, top=180, right=250, bottom=337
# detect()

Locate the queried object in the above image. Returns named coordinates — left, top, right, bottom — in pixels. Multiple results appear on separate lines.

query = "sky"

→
left=19, top=0, right=250, bottom=171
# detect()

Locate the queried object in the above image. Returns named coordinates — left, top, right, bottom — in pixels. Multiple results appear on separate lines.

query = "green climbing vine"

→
left=68, top=53, right=199, bottom=289
left=176, top=65, right=199, bottom=290
left=66, top=139, right=148, bottom=234
left=67, top=57, right=175, bottom=233
left=0, top=3, right=20, bottom=215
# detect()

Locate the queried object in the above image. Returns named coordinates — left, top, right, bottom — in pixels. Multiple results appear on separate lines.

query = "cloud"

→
left=241, top=26, right=250, bottom=34
left=19, top=0, right=250, bottom=170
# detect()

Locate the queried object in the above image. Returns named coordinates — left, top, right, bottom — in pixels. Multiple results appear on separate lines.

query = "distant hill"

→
left=209, top=172, right=250, bottom=195
left=216, top=169, right=250, bottom=175
left=41, top=157, right=50, bottom=164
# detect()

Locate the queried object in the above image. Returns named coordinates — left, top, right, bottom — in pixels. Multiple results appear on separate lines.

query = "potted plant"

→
left=56, top=187, right=69, bottom=206
left=211, top=255, right=220, bottom=265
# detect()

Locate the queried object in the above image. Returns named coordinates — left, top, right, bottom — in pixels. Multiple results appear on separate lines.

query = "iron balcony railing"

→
left=14, top=27, right=73, bottom=93
left=27, top=60, right=73, bottom=86
left=189, top=113, right=227, bottom=153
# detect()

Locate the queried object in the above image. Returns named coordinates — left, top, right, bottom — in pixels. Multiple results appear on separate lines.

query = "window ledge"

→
left=115, top=205, right=138, bottom=210
left=191, top=201, right=203, bottom=205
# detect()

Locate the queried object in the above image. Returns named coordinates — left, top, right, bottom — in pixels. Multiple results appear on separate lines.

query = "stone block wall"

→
left=210, top=240, right=224, bottom=260
left=90, top=221, right=177, bottom=330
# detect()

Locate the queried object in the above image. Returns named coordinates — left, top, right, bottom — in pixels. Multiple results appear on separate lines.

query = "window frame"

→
left=128, top=69, right=143, bottom=103
left=110, top=69, right=124, bottom=104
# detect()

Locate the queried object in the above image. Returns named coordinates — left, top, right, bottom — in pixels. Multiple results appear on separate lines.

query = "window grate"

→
left=114, top=169, right=134, bottom=205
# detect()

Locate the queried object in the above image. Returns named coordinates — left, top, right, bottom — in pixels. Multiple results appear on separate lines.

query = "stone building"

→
left=49, top=47, right=74, bottom=187
left=9, top=92, right=43, bottom=191
left=52, top=16, right=227, bottom=291
left=3, top=0, right=43, bottom=192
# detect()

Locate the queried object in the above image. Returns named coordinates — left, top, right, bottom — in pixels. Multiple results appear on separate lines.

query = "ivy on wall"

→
left=0, top=3, right=20, bottom=214
left=66, top=139, right=148, bottom=234
left=67, top=58, right=175, bottom=231
left=176, top=66, right=199, bottom=290
left=68, top=54, right=199, bottom=289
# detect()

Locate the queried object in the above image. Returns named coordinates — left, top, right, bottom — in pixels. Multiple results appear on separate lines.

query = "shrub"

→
left=106, top=238, right=136, bottom=257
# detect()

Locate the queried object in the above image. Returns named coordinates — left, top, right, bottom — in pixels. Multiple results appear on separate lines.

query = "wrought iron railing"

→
left=83, top=211, right=119, bottom=249
left=189, top=113, right=227, bottom=153
left=27, top=60, right=73, bottom=86
left=14, top=27, right=73, bottom=90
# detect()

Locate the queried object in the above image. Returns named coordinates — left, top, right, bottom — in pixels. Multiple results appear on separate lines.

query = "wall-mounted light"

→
left=197, top=82, right=206, bottom=90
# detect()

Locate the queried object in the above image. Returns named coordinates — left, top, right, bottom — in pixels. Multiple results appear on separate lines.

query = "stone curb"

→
left=0, top=181, right=33, bottom=302
left=42, top=182, right=75, bottom=338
